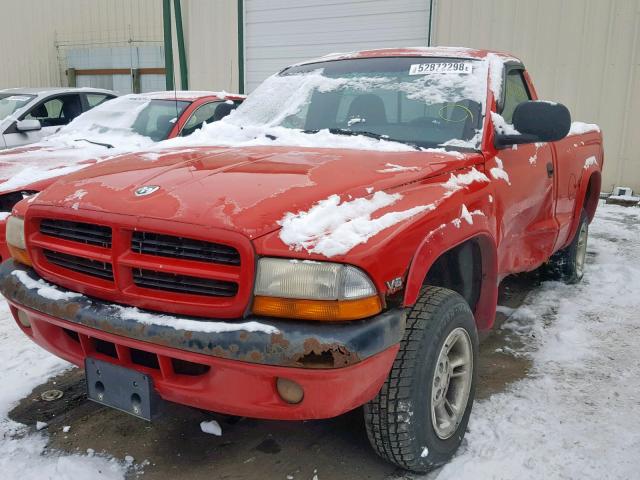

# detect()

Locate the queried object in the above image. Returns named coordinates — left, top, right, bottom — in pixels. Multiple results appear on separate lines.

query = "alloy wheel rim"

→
left=430, top=327, right=473, bottom=440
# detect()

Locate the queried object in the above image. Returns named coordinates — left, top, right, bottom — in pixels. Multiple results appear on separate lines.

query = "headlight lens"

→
left=6, top=215, right=26, bottom=249
left=252, top=258, right=381, bottom=321
left=6, top=215, right=31, bottom=266
left=255, top=258, right=376, bottom=300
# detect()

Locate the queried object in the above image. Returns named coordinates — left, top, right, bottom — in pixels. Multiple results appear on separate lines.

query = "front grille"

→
left=133, top=268, right=238, bottom=297
left=40, top=219, right=112, bottom=248
left=44, top=249, right=114, bottom=281
left=29, top=209, right=252, bottom=318
left=131, top=231, right=240, bottom=266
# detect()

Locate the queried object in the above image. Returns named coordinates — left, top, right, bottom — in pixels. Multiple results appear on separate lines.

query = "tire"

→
left=545, top=210, right=589, bottom=284
left=363, top=286, right=478, bottom=473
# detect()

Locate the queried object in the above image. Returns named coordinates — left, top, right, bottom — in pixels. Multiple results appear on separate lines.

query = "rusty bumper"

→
left=0, top=260, right=406, bottom=369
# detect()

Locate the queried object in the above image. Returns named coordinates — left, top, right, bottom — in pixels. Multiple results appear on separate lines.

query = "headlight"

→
left=6, top=216, right=31, bottom=265
left=252, top=258, right=381, bottom=321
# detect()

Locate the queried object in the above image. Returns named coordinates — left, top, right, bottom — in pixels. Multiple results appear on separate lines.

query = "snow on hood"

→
left=32, top=145, right=482, bottom=239
left=278, top=191, right=435, bottom=257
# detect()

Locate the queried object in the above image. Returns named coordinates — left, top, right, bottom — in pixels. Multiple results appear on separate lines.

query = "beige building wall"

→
left=0, top=0, right=162, bottom=89
left=181, top=0, right=239, bottom=93
left=433, top=0, right=640, bottom=193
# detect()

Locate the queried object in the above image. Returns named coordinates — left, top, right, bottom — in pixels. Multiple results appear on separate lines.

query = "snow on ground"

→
left=419, top=202, right=640, bottom=480
left=0, top=300, right=127, bottom=479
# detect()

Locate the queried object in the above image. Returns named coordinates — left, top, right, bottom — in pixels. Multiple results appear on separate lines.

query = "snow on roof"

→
left=144, top=90, right=244, bottom=101
left=0, top=87, right=115, bottom=96
left=294, top=46, right=521, bottom=67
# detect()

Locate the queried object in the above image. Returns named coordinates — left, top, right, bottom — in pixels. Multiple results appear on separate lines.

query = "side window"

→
left=180, top=101, right=238, bottom=137
left=24, top=95, right=83, bottom=127
left=85, top=93, right=112, bottom=109
left=501, top=70, right=531, bottom=123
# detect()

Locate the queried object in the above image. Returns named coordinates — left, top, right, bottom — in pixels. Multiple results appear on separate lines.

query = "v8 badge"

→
left=386, top=276, right=404, bottom=294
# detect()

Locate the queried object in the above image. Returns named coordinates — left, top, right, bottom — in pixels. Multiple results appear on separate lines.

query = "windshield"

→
left=59, top=95, right=190, bottom=143
left=0, top=94, right=35, bottom=121
left=228, top=57, right=489, bottom=149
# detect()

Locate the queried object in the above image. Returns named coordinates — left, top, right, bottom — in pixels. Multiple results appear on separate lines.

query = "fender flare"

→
left=564, top=163, right=602, bottom=250
left=403, top=215, right=499, bottom=331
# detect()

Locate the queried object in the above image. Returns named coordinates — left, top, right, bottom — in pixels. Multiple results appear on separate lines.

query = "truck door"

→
left=488, top=66, right=558, bottom=274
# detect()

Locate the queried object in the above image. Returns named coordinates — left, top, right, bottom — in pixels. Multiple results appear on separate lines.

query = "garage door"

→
left=244, top=0, right=433, bottom=92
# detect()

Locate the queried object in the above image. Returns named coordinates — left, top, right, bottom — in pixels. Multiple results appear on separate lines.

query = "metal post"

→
left=237, top=0, right=245, bottom=94
left=174, top=0, right=188, bottom=90
left=163, top=0, right=175, bottom=91
left=427, top=0, right=435, bottom=46
left=132, top=68, right=141, bottom=94
left=67, top=68, right=77, bottom=87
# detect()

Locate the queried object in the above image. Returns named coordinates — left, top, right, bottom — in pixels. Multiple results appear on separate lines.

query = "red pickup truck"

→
left=0, top=47, right=603, bottom=472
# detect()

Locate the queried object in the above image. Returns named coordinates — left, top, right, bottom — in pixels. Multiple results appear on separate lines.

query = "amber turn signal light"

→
left=8, top=244, right=32, bottom=267
left=252, top=295, right=382, bottom=321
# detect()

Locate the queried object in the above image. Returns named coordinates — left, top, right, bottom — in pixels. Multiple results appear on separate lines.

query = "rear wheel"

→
left=363, top=286, right=478, bottom=473
left=546, top=210, right=589, bottom=284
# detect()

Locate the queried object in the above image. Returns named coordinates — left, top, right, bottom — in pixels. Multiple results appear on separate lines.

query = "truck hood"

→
left=33, top=146, right=482, bottom=239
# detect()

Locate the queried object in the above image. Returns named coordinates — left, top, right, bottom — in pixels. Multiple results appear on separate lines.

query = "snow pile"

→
left=12, top=271, right=81, bottom=301
left=0, top=299, right=127, bottom=479
left=451, top=205, right=484, bottom=228
left=489, top=157, right=511, bottom=185
left=279, top=191, right=434, bottom=257
left=377, top=163, right=420, bottom=173
left=490, top=112, right=519, bottom=135
left=200, top=420, right=222, bottom=436
left=425, top=203, right=640, bottom=480
left=116, top=306, right=279, bottom=335
left=584, top=155, right=598, bottom=169
left=486, top=53, right=507, bottom=100
left=10, top=270, right=278, bottom=334
left=443, top=168, right=489, bottom=191
left=608, top=194, right=639, bottom=203
left=568, top=121, right=600, bottom=136
left=163, top=121, right=419, bottom=153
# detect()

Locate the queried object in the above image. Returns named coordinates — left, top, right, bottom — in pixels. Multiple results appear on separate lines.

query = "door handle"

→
left=546, top=162, right=554, bottom=177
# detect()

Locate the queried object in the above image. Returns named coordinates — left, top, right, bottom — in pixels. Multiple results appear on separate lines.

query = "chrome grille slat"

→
left=133, top=268, right=238, bottom=297
left=40, top=219, right=112, bottom=248
left=131, top=231, right=240, bottom=266
left=44, top=249, right=114, bottom=281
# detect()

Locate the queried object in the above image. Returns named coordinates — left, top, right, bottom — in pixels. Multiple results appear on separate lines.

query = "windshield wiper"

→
left=75, top=138, right=114, bottom=149
left=304, top=128, right=421, bottom=150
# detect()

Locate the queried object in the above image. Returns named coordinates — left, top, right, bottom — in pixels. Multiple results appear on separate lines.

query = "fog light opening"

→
left=276, top=377, right=304, bottom=405
left=17, top=310, right=31, bottom=328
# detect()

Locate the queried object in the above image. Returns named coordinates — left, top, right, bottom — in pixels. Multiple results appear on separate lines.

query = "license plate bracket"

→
left=85, top=357, right=159, bottom=421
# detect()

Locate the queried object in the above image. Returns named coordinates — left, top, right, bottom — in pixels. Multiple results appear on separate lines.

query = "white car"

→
left=0, top=87, right=117, bottom=149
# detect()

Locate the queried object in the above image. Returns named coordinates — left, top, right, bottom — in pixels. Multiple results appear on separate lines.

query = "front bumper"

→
left=0, top=260, right=405, bottom=419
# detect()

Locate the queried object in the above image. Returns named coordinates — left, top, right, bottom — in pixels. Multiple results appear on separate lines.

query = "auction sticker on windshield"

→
left=409, top=62, right=473, bottom=75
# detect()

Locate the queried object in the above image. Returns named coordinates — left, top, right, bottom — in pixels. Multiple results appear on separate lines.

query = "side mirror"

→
left=16, top=119, right=42, bottom=133
left=495, top=101, right=571, bottom=148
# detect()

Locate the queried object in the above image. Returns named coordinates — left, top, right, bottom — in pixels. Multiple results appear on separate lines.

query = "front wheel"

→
left=364, top=286, right=478, bottom=473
